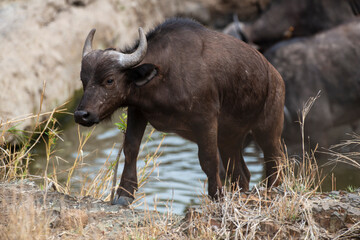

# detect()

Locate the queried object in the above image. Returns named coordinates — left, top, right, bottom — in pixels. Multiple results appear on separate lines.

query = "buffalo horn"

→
left=115, top=27, right=148, bottom=68
left=82, top=28, right=96, bottom=58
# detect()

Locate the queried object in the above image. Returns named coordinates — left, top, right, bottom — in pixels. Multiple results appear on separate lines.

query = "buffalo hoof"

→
left=111, top=195, right=134, bottom=206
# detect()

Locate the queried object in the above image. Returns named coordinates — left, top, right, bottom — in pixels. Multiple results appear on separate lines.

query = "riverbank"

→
left=1, top=180, right=359, bottom=239
left=1, top=98, right=360, bottom=238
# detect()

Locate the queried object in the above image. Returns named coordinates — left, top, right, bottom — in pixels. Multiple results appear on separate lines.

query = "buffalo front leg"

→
left=196, top=121, right=223, bottom=199
left=112, top=107, right=147, bottom=206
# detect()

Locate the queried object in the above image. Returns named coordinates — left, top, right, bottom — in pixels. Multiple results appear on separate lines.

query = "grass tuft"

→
left=0, top=191, right=51, bottom=240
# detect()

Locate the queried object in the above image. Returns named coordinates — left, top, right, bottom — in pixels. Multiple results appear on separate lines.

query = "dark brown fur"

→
left=265, top=19, right=360, bottom=148
left=231, top=0, right=359, bottom=50
left=75, top=18, right=285, bottom=202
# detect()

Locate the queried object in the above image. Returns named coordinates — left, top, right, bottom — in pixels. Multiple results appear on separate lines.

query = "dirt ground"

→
left=1, top=181, right=359, bottom=239
left=0, top=181, right=184, bottom=239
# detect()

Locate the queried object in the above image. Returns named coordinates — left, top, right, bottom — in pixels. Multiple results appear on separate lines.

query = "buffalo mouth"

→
left=74, top=110, right=100, bottom=127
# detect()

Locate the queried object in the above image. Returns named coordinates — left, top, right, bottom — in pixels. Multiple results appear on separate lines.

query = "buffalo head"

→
left=74, top=28, right=158, bottom=126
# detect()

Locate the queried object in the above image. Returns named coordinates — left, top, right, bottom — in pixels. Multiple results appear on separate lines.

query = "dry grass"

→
left=0, top=107, right=68, bottom=184
left=182, top=146, right=324, bottom=238
left=184, top=155, right=323, bottom=239
left=0, top=189, right=51, bottom=240
left=325, top=133, right=360, bottom=169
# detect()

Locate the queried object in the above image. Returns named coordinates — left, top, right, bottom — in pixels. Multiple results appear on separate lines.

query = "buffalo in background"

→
left=223, top=0, right=360, bottom=150
left=265, top=20, right=360, bottom=148
left=224, top=0, right=360, bottom=51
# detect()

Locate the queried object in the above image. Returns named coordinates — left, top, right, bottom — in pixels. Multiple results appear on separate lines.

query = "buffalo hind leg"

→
left=219, top=140, right=250, bottom=192
left=218, top=150, right=227, bottom=183
left=253, top=125, right=283, bottom=188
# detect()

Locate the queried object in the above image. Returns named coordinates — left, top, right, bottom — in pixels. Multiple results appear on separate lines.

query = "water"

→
left=31, top=111, right=263, bottom=214
left=31, top=111, right=360, bottom=215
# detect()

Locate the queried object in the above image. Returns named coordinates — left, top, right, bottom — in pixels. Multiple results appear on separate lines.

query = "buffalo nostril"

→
left=74, top=110, right=90, bottom=122
left=82, top=112, right=89, bottom=119
left=74, top=110, right=99, bottom=127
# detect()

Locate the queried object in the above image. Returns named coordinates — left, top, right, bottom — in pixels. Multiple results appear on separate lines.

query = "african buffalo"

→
left=224, top=0, right=360, bottom=50
left=264, top=19, right=360, bottom=148
left=74, top=18, right=285, bottom=205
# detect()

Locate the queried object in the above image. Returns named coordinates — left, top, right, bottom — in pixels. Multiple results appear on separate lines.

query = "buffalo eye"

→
left=106, top=78, right=114, bottom=85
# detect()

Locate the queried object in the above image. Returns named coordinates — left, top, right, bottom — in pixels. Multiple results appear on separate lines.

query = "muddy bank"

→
left=1, top=181, right=359, bottom=239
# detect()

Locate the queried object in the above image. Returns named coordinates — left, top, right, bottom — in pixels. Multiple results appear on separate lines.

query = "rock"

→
left=311, top=191, right=360, bottom=235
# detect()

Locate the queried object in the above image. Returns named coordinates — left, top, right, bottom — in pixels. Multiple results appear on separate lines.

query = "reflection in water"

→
left=31, top=116, right=360, bottom=215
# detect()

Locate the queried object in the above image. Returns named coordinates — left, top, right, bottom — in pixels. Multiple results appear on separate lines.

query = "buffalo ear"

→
left=128, top=64, right=158, bottom=87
